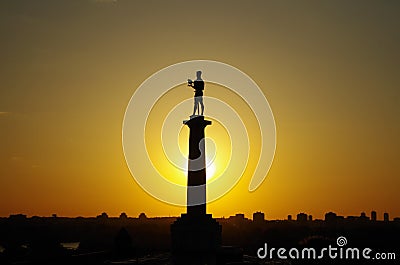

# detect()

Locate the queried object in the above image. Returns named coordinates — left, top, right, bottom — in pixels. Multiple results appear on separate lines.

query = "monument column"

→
left=171, top=115, right=221, bottom=265
left=184, top=116, right=211, bottom=216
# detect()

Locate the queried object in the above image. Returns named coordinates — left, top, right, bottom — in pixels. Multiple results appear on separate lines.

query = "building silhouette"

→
left=138, top=213, right=147, bottom=220
left=96, top=212, right=108, bottom=219
left=359, top=212, right=369, bottom=221
left=325, top=212, right=337, bottom=222
left=371, top=211, right=377, bottom=221
left=384, top=212, right=389, bottom=222
left=296, top=213, right=308, bottom=222
left=9, top=214, right=27, bottom=221
left=253, top=211, right=265, bottom=224
left=229, top=213, right=246, bottom=221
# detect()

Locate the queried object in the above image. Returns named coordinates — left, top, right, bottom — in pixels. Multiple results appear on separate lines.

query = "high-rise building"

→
left=384, top=212, right=389, bottom=222
left=297, top=213, right=308, bottom=222
left=253, top=211, right=265, bottom=224
left=371, top=211, right=377, bottom=221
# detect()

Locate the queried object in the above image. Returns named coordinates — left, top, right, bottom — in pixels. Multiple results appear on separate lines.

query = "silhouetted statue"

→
left=188, top=71, right=204, bottom=116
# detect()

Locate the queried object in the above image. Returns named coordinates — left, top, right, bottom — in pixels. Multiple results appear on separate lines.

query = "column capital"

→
left=183, top=115, right=212, bottom=127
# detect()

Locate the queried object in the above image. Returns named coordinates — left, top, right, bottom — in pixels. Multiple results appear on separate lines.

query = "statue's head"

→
left=196, top=70, right=202, bottom=79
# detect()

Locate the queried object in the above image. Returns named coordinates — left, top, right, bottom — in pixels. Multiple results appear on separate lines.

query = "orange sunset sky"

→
left=0, top=0, right=399, bottom=220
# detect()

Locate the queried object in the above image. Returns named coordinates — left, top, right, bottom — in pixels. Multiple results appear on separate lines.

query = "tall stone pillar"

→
left=185, top=116, right=211, bottom=216
left=171, top=116, right=222, bottom=265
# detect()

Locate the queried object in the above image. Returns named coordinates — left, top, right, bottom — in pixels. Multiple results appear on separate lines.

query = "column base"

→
left=171, top=214, right=222, bottom=265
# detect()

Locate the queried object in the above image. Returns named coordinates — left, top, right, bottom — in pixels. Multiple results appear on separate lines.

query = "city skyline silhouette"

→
left=1, top=210, right=400, bottom=264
